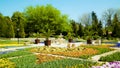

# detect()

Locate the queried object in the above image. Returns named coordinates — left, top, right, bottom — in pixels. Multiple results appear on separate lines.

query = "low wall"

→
left=10, top=38, right=56, bottom=42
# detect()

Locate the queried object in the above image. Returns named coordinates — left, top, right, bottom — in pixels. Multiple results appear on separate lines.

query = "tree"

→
left=77, top=23, right=84, bottom=37
left=102, top=8, right=115, bottom=37
left=4, top=16, right=15, bottom=38
left=0, top=13, right=5, bottom=37
left=91, top=11, right=99, bottom=36
left=11, top=11, right=26, bottom=38
left=97, top=20, right=103, bottom=37
left=112, top=14, right=120, bottom=38
left=70, top=20, right=79, bottom=37
left=102, top=8, right=115, bottom=27
left=80, top=13, right=92, bottom=26
left=24, top=4, right=70, bottom=37
left=79, top=13, right=92, bottom=37
left=116, top=9, right=120, bottom=22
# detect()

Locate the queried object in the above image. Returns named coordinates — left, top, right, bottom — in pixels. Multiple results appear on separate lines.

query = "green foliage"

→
left=81, top=45, right=113, bottom=57
left=11, top=11, right=26, bottom=38
left=43, top=29, right=54, bottom=39
left=1, top=7, right=120, bottom=39
left=79, top=55, right=93, bottom=59
left=24, top=5, right=70, bottom=37
left=99, top=52, right=120, bottom=62
left=11, top=56, right=96, bottom=68
left=67, top=32, right=74, bottom=39
left=0, top=50, right=32, bottom=59
left=4, top=16, right=15, bottom=38
left=38, top=59, right=96, bottom=68
left=112, top=14, right=120, bottom=38
left=11, top=55, right=37, bottom=68
left=0, top=15, right=15, bottom=38
left=77, top=23, right=84, bottom=37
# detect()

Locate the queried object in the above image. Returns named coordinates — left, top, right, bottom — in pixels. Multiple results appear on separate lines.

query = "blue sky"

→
left=0, top=0, right=120, bottom=21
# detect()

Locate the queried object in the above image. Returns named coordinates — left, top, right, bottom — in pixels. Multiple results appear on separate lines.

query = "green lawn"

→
left=99, top=52, right=120, bottom=62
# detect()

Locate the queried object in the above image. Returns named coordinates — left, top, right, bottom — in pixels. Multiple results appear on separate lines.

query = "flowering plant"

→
left=92, top=61, right=120, bottom=68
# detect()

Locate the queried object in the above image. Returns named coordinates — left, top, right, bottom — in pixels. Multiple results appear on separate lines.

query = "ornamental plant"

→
left=36, top=54, right=62, bottom=64
left=0, top=58, right=15, bottom=68
left=92, top=61, right=120, bottom=68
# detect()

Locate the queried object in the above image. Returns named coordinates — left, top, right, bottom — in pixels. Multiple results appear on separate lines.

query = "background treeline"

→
left=0, top=5, right=120, bottom=40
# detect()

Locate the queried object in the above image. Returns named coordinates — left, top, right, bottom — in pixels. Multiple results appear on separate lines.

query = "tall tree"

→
left=116, top=9, right=120, bottom=22
left=97, top=20, right=103, bottom=37
left=70, top=20, right=79, bottom=37
left=80, top=13, right=92, bottom=26
left=112, top=14, right=120, bottom=38
left=91, top=11, right=99, bottom=36
left=77, top=23, right=84, bottom=37
left=102, top=8, right=115, bottom=36
left=24, top=5, right=70, bottom=37
left=80, top=13, right=92, bottom=37
left=11, top=11, right=25, bottom=38
left=102, top=8, right=115, bottom=26
left=4, top=16, right=15, bottom=38
left=0, top=13, right=6, bottom=37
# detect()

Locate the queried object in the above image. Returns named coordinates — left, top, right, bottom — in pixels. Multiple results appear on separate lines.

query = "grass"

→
left=0, top=39, right=25, bottom=44
left=0, top=39, right=29, bottom=48
left=10, top=54, right=37, bottom=68
left=38, top=59, right=97, bottom=68
left=10, top=55, right=97, bottom=68
left=99, top=52, right=120, bottom=62
left=0, top=50, right=32, bottom=59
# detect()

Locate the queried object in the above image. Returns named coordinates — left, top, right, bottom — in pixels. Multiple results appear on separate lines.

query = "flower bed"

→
left=36, top=54, right=62, bottom=63
left=81, top=45, right=114, bottom=54
left=38, top=59, right=97, bottom=68
left=10, top=54, right=97, bottom=68
left=0, top=58, right=15, bottom=68
left=30, top=46, right=98, bottom=58
left=92, top=61, right=120, bottom=68
left=30, top=45, right=113, bottom=59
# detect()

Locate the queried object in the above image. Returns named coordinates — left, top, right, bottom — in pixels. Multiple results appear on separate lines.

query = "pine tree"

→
left=91, top=11, right=99, bottom=38
left=77, top=23, right=84, bottom=37
left=98, top=21, right=103, bottom=37
left=112, top=14, right=120, bottom=38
